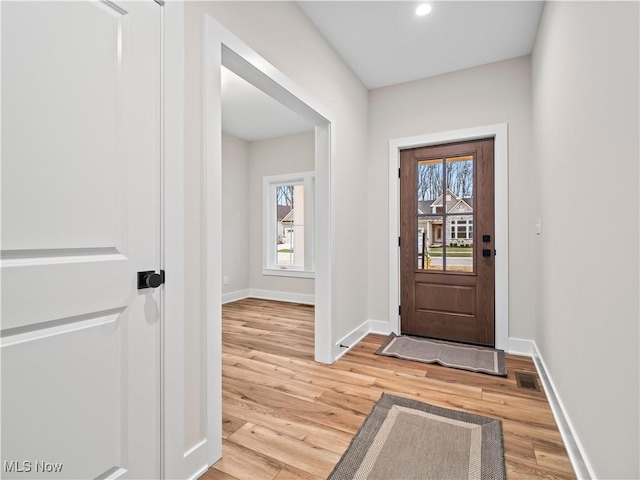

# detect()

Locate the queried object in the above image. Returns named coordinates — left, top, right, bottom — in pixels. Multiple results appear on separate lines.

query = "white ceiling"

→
left=221, top=67, right=314, bottom=142
left=222, top=2, right=544, bottom=140
left=298, top=1, right=545, bottom=89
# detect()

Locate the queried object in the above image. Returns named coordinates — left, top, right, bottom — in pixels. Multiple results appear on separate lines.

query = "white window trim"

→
left=263, top=171, right=315, bottom=278
left=450, top=218, right=473, bottom=240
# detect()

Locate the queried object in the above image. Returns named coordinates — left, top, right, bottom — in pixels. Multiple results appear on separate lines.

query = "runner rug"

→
left=375, top=333, right=507, bottom=376
left=328, top=393, right=506, bottom=480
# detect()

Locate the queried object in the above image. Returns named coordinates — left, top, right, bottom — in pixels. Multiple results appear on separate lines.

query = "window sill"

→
left=262, top=268, right=315, bottom=279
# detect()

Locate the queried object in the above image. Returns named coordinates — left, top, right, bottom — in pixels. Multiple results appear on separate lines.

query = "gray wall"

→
left=532, top=2, right=639, bottom=478
left=222, top=131, right=315, bottom=298
left=248, top=132, right=315, bottom=296
left=367, top=56, right=536, bottom=340
left=184, top=0, right=368, bottom=450
left=221, top=133, right=250, bottom=295
left=186, top=2, right=640, bottom=474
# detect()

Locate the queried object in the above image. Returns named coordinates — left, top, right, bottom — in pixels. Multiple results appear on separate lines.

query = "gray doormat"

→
left=375, top=334, right=507, bottom=376
left=328, top=393, right=506, bottom=480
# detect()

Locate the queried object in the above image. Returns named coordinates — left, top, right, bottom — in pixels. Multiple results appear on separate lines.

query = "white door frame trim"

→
left=161, top=2, right=185, bottom=478
left=388, top=124, right=509, bottom=350
left=203, top=14, right=336, bottom=464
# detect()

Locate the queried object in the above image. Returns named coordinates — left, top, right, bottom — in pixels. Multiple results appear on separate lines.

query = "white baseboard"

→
left=219, top=297, right=594, bottom=480
left=334, top=319, right=370, bottom=360
left=221, top=289, right=314, bottom=305
left=331, top=322, right=593, bottom=480
left=249, top=288, right=314, bottom=305
left=187, top=463, right=208, bottom=480
left=360, top=320, right=536, bottom=356
left=222, top=301, right=595, bottom=479
left=183, top=438, right=209, bottom=480
left=222, top=289, right=251, bottom=304
left=531, top=342, right=594, bottom=480
left=333, top=319, right=397, bottom=361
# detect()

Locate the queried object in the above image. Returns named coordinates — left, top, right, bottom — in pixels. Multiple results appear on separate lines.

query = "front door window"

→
left=416, top=155, right=474, bottom=273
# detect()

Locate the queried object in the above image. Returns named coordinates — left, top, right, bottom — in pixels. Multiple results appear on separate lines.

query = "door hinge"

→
left=398, top=236, right=401, bottom=247
left=398, top=168, right=401, bottom=178
left=398, top=305, right=401, bottom=316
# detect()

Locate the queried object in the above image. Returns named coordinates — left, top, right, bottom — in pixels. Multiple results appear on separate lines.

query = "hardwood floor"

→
left=204, top=298, right=575, bottom=480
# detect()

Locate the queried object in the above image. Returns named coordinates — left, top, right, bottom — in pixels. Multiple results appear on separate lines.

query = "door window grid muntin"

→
left=415, top=152, right=476, bottom=275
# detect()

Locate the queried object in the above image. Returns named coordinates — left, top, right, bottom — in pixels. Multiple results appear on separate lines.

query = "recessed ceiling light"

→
left=415, top=3, right=432, bottom=16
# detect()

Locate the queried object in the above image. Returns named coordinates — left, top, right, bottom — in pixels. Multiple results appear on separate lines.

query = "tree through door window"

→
left=416, top=154, right=475, bottom=272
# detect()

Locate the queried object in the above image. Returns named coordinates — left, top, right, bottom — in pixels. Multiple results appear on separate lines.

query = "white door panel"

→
left=2, top=1, right=124, bottom=251
left=1, top=251, right=130, bottom=331
left=1, top=1, right=162, bottom=478
left=2, top=318, right=122, bottom=478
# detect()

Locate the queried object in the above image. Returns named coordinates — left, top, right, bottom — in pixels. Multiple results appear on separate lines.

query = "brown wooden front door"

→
left=400, top=138, right=495, bottom=346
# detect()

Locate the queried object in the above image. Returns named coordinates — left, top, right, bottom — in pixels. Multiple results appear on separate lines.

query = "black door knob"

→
left=145, top=273, right=163, bottom=288
left=137, top=270, right=165, bottom=289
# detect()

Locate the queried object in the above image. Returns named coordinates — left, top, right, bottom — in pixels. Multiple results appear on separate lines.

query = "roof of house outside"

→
left=418, top=190, right=473, bottom=215
left=277, top=204, right=292, bottom=221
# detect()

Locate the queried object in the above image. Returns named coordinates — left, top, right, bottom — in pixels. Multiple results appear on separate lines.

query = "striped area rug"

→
left=329, top=393, right=506, bottom=480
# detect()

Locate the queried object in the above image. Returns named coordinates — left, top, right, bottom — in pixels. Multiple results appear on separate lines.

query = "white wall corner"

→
left=506, top=337, right=534, bottom=356
left=183, top=439, right=209, bottom=480
left=222, top=289, right=251, bottom=305
left=368, top=319, right=393, bottom=336
left=331, top=319, right=394, bottom=362
left=333, top=319, right=370, bottom=361
left=531, top=342, right=596, bottom=480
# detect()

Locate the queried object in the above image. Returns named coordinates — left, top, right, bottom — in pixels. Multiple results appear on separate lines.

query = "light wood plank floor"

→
left=205, top=298, right=575, bottom=480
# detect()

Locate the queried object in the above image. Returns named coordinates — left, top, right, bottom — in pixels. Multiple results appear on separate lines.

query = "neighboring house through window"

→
left=263, top=171, right=315, bottom=278
left=417, top=189, right=474, bottom=247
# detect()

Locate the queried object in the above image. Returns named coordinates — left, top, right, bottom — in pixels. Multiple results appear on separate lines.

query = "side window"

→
left=263, top=172, right=315, bottom=277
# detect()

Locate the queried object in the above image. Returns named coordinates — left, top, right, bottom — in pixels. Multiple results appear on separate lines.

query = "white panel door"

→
left=1, top=1, right=162, bottom=478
